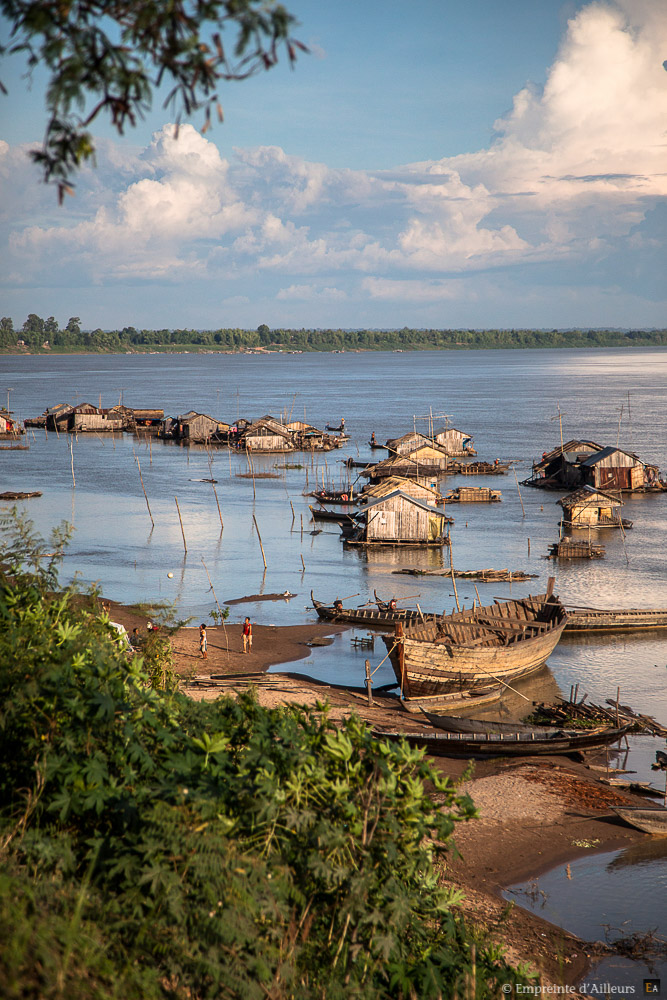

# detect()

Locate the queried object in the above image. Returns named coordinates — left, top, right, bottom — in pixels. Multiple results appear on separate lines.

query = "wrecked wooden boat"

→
left=372, top=725, right=629, bottom=759
left=564, top=606, right=667, bottom=632
left=383, top=581, right=568, bottom=698
left=311, top=593, right=425, bottom=629
left=611, top=807, right=667, bottom=835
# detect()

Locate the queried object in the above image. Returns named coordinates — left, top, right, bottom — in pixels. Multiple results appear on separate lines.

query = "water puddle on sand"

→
left=503, top=838, right=667, bottom=993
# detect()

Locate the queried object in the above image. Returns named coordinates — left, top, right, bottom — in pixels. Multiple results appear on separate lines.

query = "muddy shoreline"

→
left=108, top=601, right=651, bottom=989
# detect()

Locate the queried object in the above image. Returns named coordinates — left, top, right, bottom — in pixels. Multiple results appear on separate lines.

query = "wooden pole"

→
left=174, top=497, right=187, bottom=552
left=449, top=537, right=461, bottom=612
left=69, top=437, right=75, bottom=488
left=247, top=445, right=256, bottom=500
left=365, top=659, right=373, bottom=706
left=253, top=514, right=267, bottom=570
left=211, top=482, right=224, bottom=532
left=135, top=456, right=154, bottom=527
left=513, top=468, right=526, bottom=517
left=290, top=500, right=295, bottom=529
left=301, top=553, right=305, bottom=571
left=201, top=558, right=229, bottom=660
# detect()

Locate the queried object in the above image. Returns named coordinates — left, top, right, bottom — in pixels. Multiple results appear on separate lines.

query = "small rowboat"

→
left=401, top=686, right=502, bottom=714
left=611, top=806, right=667, bottom=835
left=372, top=725, right=630, bottom=759
left=326, top=423, right=345, bottom=432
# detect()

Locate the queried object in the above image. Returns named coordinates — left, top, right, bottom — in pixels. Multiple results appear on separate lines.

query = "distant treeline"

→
left=3, top=315, right=667, bottom=352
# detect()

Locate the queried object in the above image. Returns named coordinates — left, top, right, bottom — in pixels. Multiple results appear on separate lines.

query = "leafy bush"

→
left=0, top=515, right=531, bottom=997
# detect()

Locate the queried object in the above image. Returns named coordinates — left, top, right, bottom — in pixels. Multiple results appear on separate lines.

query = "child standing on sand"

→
left=199, top=624, right=207, bottom=659
left=242, top=617, right=252, bottom=653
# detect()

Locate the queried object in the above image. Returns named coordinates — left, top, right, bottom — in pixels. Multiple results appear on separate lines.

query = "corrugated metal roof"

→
left=356, top=490, right=444, bottom=516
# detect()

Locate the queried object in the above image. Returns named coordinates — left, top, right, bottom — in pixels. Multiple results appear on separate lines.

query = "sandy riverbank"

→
left=107, top=600, right=651, bottom=989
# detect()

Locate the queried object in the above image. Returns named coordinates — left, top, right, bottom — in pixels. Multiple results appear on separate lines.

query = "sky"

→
left=1, top=0, right=666, bottom=332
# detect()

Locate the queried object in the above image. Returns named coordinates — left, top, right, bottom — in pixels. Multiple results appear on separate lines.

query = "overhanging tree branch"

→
left=0, top=0, right=306, bottom=201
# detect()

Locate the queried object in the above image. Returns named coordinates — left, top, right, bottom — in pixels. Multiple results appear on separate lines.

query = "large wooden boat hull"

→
left=384, top=589, right=568, bottom=697
left=611, top=807, right=667, bottom=835
left=373, top=726, right=628, bottom=759
left=564, top=607, right=667, bottom=632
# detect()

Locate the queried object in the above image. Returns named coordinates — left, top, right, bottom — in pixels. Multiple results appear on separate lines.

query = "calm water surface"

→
left=2, top=347, right=667, bottom=968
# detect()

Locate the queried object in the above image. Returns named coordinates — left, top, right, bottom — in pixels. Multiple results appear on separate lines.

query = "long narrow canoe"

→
left=308, top=506, right=356, bottom=522
left=311, top=593, right=425, bottom=629
left=372, top=725, right=629, bottom=759
left=383, top=583, right=568, bottom=697
left=611, top=806, right=667, bottom=835
left=421, top=711, right=562, bottom=736
left=564, top=607, right=667, bottom=632
left=401, top=686, right=502, bottom=715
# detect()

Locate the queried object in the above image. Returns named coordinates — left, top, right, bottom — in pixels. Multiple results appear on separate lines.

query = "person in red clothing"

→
left=242, top=617, right=253, bottom=653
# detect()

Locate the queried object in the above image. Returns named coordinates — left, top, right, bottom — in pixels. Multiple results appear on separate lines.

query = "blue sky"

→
left=1, top=0, right=666, bottom=331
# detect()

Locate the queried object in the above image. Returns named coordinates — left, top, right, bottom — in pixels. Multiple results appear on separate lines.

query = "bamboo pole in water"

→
left=135, top=456, right=154, bottom=527
left=253, top=514, right=267, bottom=570
left=211, top=482, right=224, bottom=532
left=513, top=468, right=526, bottom=517
left=448, top=537, right=461, bottom=612
left=69, top=437, right=75, bottom=487
left=175, top=497, right=187, bottom=552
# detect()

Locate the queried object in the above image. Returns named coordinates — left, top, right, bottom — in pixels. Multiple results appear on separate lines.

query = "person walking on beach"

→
left=242, top=617, right=253, bottom=653
left=199, top=623, right=208, bottom=660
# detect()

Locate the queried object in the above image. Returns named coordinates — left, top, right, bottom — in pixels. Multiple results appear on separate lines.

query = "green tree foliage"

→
left=0, top=512, right=531, bottom=998
left=1, top=0, right=305, bottom=200
left=3, top=317, right=666, bottom=354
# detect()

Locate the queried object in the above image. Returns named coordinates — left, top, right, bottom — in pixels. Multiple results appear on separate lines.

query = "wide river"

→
left=2, top=346, right=667, bottom=973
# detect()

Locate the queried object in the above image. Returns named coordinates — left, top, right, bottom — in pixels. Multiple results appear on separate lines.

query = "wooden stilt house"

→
left=240, top=416, right=294, bottom=452
left=345, top=490, right=449, bottom=546
left=558, top=485, right=631, bottom=529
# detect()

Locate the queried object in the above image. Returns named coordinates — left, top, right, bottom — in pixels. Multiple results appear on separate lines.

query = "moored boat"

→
left=308, top=505, right=356, bottom=523
left=307, top=489, right=360, bottom=505
left=420, top=711, right=560, bottom=736
left=372, top=725, right=629, bottom=759
left=611, top=806, right=667, bottom=835
left=564, top=606, right=667, bottom=632
left=383, top=580, right=568, bottom=698
left=311, top=592, right=425, bottom=629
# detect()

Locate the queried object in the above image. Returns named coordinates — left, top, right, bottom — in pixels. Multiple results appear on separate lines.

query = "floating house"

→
left=363, top=454, right=442, bottom=486
left=70, top=403, right=125, bottom=433
left=404, top=442, right=450, bottom=470
left=385, top=431, right=434, bottom=456
left=344, top=490, right=450, bottom=546
left=579, top=447, right=661, bottom=493
left=0, top=408, right=22, bottom=435
left=524, top=440, right=602, bottom=489
left=241, top=416, right=294, bottom=452
left=433, top=427, right=476, bottom=456
left=361, top=475, right=444, bottom=506
left=175, top=411, right=222, bottom=443
left=558, top=486, right=631, bottom=529
left=524, top=440, right=663, bottom=492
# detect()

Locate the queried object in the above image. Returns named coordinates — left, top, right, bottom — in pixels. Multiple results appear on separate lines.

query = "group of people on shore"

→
left=198, top=618, right=253, bottom=659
